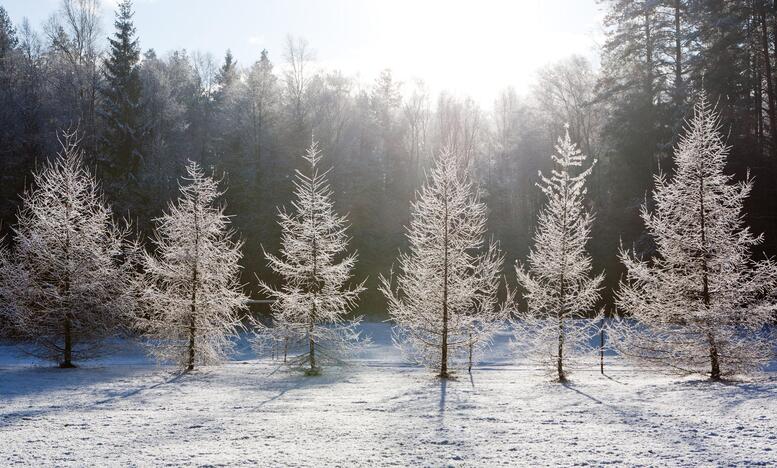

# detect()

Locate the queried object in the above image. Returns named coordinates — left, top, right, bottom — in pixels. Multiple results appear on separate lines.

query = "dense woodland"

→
left=1, top=0, right=777, bottom=316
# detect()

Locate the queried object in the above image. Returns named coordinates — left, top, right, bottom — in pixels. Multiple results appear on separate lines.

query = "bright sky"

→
left=4, top=0, right=605, bottom=106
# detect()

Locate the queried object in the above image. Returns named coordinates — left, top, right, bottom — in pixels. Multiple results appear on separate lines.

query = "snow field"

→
left=1, top=326, right=775, bottom=467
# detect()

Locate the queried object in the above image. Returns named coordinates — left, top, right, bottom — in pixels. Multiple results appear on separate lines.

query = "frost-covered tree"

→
left=614, top=95, right=777, bottom=379
left=514, top=125, right=603, bottom=382
left=0, top=132, right=137, bottom=367
left=258, top=140, right=365, bottom=375
left=140, top=160, right=248, bottom=371
left=380, top=147, right=506, bottom=378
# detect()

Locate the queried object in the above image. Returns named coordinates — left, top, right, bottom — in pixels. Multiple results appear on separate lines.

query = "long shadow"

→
left=1, top=368, right=186, bottom=425
left=0, top=365, right=154, bottom=401
left=93, top=371, right=185, bottom=405
left=603, top=373, right=629, bottom=385
left=677, top=377, right=777, bottom=410
left=248, top=362, right=363, bottom=410
left=439, top=378, right=448, bottom=416
left=255, top=386, right=294, bottom=408
left=561, top=381, right=604, bottom=405
left=560, top=379, right=753, bottom=465
left=254, top=368, right=344, bottom=407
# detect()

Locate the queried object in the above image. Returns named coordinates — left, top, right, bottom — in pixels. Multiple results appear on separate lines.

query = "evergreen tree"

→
left=139, top=160, right=248, bottom=371
left=216, top=49, right=238, bottom=99
left=0, top=5, right=19, bottom=165
left=0, top=132, right=138, bottom=367
left=0, top=6, right=17, bottom=58
left=380, top=147, right=506, bottom=378
left=214, top=49, right=242, bottom=169
left=258, top=139, right=366, bottom=375
left=615, top=96, right=777, bottom=379
left=514, top=126, right=603, bottom=382
left=101, top=0, right=142, bottom=181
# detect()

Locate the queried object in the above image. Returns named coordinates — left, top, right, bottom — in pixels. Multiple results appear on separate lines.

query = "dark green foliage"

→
left=101, top=0, right=143, bottom=216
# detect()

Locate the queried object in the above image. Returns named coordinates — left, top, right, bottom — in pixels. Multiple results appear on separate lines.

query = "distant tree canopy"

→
left=0, top=0, right=775, bottom=317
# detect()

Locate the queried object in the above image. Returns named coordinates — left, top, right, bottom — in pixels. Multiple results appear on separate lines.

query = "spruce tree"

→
left=216, top=49, right=239, bottom=100
left=513, top=125, right=603, bottom=382
left=380, top=147, right=506, bottom=378
left=258, top=139, right=366, bottom=375
left=101, top=0, right=142, bottom=180
left=615, top=95, right=777, bottom=379
left=0, top=6, right=17, bottom=58
left=139, top=161, right=248, bottom=371
left=0, top=132, right=138, bottom=367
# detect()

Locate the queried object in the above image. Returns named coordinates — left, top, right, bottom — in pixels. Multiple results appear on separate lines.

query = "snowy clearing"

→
left=1, top=324, right=776, bottom=467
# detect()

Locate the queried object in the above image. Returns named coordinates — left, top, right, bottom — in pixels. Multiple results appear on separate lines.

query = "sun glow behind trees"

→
left=2, top=0, right=602, bottom=107
left=321, top=0, right=602, bottom=106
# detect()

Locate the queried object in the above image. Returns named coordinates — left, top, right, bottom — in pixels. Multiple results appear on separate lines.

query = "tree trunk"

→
left=188, top=192, right=200, bottom=372
left=699, top=160, right=720, bottom=380
left=308, top=322, right=316, bottom=372
left=557, top=163, right=570, bottom=383
left=61, top=318, right=75, bottom=368
left=467, top=330, right=473, bottom=374
left=557, top=313, right=565, bottom=382
left=440, top=176, right=450, bottom=379
left=600, top=323, right=605, bottom=375
left=754, top=37, right=765, bottom=153
left=759, top=2, right=777, bottom=156
left=673, top=0, right=683, bottom=108
left=187, top=250, right=198, bottom=372
left=187, top=312, right=195, bottom=371
left=644, top=9, right=654, bottom=99
left=708, top=332, right=721, bottom=380
left=61, top=205, right=74, bottom=369
left=308, top=174, right=319, bottom=375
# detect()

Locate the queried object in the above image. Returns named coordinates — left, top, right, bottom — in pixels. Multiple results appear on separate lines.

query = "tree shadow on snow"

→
left=561, top=380, right=606, bottom=405
left=439, top=378, right=447, bottom=415
left=251, top=363, right=361, bottom=408
left=674, top=377, right=777, bottom=410
left=559, top=378, right=757, bottom=465
left=0, top=365, right=156, bottom=401
left=0, top=367, right=184, bottom=425
left=92, top=371, right=186, bottom=406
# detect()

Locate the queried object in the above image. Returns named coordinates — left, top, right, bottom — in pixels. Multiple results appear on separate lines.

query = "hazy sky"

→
left=4, top=0, right=604, bottom=106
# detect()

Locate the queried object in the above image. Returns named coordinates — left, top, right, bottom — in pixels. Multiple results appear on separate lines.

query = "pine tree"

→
left=0, top=131, right=137, bottom=367
left=0, top=6, right=17, bottom=58
left=380, top=147, right=506, bottom=378
left=101, top=0, right=143, bottom=179
left=615, top=95, right=777, bottom=379
left=514, top=126, right=603, bottom=382
left=140, top=160, right=248, bottom=371
left=258, top=139, right=365, bottom=375
left=215, top=49, right=239, bottom=100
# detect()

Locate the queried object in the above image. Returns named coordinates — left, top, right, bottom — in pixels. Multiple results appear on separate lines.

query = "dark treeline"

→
left=0, top=0, right=776, bottom=316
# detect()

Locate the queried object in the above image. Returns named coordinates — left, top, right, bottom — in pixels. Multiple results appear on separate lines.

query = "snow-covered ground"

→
left=1, top=323, right=776, bottom=467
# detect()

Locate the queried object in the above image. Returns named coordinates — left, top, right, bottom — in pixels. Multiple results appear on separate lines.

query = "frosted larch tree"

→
left=614, top=95, right=777, bottom=379
left=380, top=147, right=507, bottom=378
left=140, top=160, right=248, bottom=371
left=258, top=139, right=366, bottom=375
left=514, top=125, right=603, bottom=382
left=0, top=132, right=137, bottom=367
